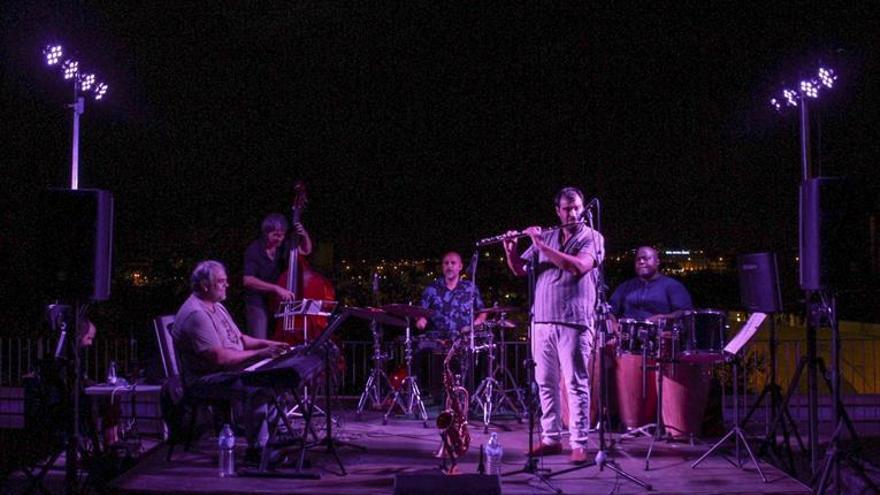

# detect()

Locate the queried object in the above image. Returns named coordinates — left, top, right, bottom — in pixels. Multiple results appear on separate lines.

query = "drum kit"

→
left=613, top=308, right=728, bottom=466
left=351, top=303, right=527, bottom=428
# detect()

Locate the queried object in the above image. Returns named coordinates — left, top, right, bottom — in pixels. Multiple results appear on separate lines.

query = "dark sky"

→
left=2, top=2, right=878, bottom=262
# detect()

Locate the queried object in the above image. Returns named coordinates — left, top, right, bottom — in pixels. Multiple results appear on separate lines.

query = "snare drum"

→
left=617, top=319, right=660, bottom=357
left=676, top=309, right=727, bottom=364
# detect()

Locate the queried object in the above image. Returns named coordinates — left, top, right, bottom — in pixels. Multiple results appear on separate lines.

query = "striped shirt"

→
left=522, top=226, right=604, bottom=328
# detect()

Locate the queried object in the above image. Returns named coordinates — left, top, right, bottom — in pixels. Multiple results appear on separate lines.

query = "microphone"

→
left=584, top=197, right=599, bottom=210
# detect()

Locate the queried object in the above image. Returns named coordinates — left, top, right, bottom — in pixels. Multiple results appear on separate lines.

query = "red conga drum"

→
left=661, top=362, right=712, bottom=439
left=615, top=353, right=657, bottom=429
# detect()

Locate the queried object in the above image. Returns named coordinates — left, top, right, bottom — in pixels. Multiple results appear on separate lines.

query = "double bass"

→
left=271, top=182, right=336, bottom=346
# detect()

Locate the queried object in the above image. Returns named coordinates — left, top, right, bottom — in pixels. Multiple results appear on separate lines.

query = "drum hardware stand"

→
left=356, top=274, right=394, bottom=419
left=383, top=314, right=429, bottom=427
left=471, top=321, right=526, bottom=432
left=545, top=207, right=652, bottom=491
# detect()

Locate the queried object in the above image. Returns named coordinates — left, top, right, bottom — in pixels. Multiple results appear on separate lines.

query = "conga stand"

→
left=621, top=342, right=659, bottom=441
left=692, top=313, right=767, bottom=482
left=382, top=316, right=429, bottom=428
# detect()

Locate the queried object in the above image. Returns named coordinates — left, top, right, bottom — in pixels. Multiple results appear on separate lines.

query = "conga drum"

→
left=661, top=362, right=712, bottom=439
left=614, top=319, right=658, bottom=429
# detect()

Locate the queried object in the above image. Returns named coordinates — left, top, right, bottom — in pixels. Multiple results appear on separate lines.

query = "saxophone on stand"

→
left=436, top=336, right=471, bottom=461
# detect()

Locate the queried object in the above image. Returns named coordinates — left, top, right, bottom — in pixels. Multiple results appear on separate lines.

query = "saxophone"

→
left=436, top=336, right=470, bottom=458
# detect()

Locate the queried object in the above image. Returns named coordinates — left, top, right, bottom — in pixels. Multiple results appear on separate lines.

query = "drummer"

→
left=415, top=251, right=487, bottom=403
left=609, top=246, right=692, bottom=324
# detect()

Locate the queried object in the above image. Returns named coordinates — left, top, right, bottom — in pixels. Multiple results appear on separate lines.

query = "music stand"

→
left=692, top=312, right=768, bottom=481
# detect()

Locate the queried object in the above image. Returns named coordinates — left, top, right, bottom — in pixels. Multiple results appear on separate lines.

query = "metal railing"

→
left=2, top=333, right=879, bottom=397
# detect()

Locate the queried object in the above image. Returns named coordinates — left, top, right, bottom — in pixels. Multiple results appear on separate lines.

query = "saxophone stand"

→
left=383, top=314, right=429, bottom=428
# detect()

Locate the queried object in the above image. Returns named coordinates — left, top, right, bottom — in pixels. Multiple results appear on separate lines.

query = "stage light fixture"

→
left=41, top=42, right=110, bottom=190
left=94, top=82, right=108, bottom=100
left=43, top=45, right=63, bottom=66
left=783, top=89, right=798, bottom=107
left=800, top=80, right=818, bottom=98
left=80, top=73, right=96, bottom=92
left=818, top=67, right=836, bottom=88
left=770, top=98, right=782, bottom=111
left=62, top=59, right=79, bottom=80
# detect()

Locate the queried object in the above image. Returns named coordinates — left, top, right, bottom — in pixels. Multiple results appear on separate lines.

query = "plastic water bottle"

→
left=106, top=361, right=117, bottom=385
left=485, top=432, right=503, bottom=475
left=218, top=424, right=236, bottom=477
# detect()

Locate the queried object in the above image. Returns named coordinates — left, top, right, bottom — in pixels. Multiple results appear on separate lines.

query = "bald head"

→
left=634, top=246, right=660, bottom=280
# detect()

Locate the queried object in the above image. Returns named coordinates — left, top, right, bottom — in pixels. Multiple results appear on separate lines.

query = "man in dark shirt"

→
left=242, top=213, right=313, bottom=339
left=609, top=246, right=693, bottom=323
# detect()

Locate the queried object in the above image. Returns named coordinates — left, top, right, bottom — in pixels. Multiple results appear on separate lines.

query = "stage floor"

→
left=107, top=410, right=810, bottom=495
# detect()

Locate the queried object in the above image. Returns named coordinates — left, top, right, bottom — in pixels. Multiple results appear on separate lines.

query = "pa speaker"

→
left=393, top=473, right=502, bottom=495
left=42, top=189, right=114, bottom=301
left=738, top=252, right=782, bottom=313
left=799, top=177, right=867, bottom=291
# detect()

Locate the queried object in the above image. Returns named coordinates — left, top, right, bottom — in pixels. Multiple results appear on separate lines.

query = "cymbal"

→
left=381, top=303, right=435, bottom=319
left=494, top=318, right=517, bottom=328
left=346, top=306, right=407, bottom=327
left=477, top=306, right=521, bottom=315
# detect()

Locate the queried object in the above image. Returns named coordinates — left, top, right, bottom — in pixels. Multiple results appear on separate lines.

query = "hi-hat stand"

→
left=471, top=320, right=527, bottom=432
left=383, top=315, right=429, bottom=427
left=356, top=273, right=394, bottom=419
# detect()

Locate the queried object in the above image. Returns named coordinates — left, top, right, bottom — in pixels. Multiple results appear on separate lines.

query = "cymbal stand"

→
left=356, top=318, right=393, bottom=419
left=383, top=316, right=429, bottom=427
left=692, top=352, right=767, bottom=482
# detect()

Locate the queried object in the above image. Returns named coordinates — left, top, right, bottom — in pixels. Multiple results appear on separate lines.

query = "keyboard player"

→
left=172, top=260, right=290, bottom=462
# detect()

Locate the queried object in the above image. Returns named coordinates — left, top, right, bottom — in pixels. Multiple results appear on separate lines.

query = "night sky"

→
left=2, top=2, right=878, bottom=264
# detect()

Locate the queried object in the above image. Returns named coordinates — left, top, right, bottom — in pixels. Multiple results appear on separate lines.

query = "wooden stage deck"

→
left=108, top=410, right=809, bottom=495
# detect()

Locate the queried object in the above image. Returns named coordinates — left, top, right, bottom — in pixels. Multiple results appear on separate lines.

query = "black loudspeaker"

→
left=799, top=177, right=866, bottom=291
left=42, top=189, right=114, bottom=301
left=738, top=252, right=783, bottom=313
left=393, top=473, right=502, bottom=495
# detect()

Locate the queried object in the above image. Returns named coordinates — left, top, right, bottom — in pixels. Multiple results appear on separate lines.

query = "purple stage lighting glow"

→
left=783, top=89, right=798, bottom=107
left=818, top=67, right=836, bottom=88
left=43, top=45, right=63, bottom=65
left=94, top=82, right=108, bottom=100
left=62, top=60, right=79, bottom=80
left=80, top=73, right=96, bottom=92
left=800, top=80, right=818, bottom=98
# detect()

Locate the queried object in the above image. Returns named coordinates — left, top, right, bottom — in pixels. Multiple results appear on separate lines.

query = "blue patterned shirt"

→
left=419, top=279, right=485, bottom=338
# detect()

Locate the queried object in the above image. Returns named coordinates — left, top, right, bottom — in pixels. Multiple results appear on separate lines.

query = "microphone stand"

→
left=545, top=205, right=651, bottom=490
left=502, top=249, right=560, bottom=494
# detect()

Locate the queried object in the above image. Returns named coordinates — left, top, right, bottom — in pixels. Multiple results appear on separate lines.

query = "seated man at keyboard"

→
left=172, top=260, right=290, bottom=460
